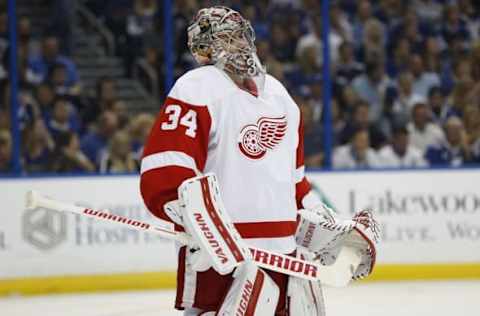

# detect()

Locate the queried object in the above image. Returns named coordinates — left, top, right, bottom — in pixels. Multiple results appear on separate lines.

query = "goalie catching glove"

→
left=296, top=204, right=380, bottom=280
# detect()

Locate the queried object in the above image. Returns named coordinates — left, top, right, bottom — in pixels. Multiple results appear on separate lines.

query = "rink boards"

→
left=1, top=169, right=479, bottom=295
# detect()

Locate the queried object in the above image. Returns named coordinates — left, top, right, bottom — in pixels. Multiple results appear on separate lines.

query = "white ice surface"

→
left=1, top=281, right=479, bottom=316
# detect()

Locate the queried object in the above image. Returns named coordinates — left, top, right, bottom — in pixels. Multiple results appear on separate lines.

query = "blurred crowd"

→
left=86, top=0, right=480, bottom=169
left=2, top=0, right=480, bottom=175
left=0, top=0, right=155, bottom=174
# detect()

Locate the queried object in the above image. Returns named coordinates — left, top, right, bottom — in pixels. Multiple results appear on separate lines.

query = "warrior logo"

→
left=238, top=116, right=287, bottom=159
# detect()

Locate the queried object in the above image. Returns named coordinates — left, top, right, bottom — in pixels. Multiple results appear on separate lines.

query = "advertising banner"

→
left=0, top=169, right=479, bottom=289
left=307, top=169, right=480, bottom=264
left=0, top=176, right=177, bottom=279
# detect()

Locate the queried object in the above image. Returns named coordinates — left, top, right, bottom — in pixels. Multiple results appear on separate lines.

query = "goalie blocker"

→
left=179, top=174, right=252, bottom=275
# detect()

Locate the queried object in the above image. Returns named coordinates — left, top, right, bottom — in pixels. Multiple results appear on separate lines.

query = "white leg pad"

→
left=287, top=276, right=326, bottom=316
left=217, top=262, right=279, bottom=316
left=179, top=174, right=252, bottom=275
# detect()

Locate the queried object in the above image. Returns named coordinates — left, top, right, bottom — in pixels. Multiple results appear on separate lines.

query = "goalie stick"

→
left=25, top=190, right=359, bottom=287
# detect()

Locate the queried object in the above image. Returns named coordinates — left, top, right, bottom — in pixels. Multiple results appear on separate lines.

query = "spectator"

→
left=128, top=112, right=155, bottom=159
left=111, top=100, right=130, bottom=129
left=17, top=16, right=39, bottom=59
left=413, top=0, right=443, bottom=24
left=16, top=88, right=40, bottom=131
left=387, top=37, right=411, bottom=78
left=352, top=0, right=373, bottom=50
left=0, top=129, right=12, bottom=172
left=463, top=104, right=480, bottom=148
left=446, top=79, right=476, bottom=118
left=295, top=12, right=343, bottom=66
left=48, top=63, right=81, bottom=97
left=125, top=0, right=159, bottom=74
left=425, top=116, right=472, bottom=166
left=378, top=125, right=427, bottom=168
left=338, top=100, right=387, bottom=150
left=428, top=86, right=448, bottom=124
left=18, top=58, right=42, bottom=87
left=99, top=130, right=139, bottom=173
left=128, top=0, right=158, bottom=36
left=45, top=96, right=81, bottom=139
left=330, top=3, right=353, bottom=45
left=352, top=59, right=391, bottom=123
left=270, top=21, right=296, bottom=62
left=50, top=131, right=95, bottom=173
left=28, top=36, right=79, bottom=87
left=287, top=44, right=321, bottom=91
left=339, top=85, right=359, bottom=114
left=442, top=3, right=470, bottom=45
left=361, top=18, right=386, bottom=63
left=375, top=0, right=404, bottom=29
left=422, top=36, right=442, bottom=75
left=81, top=110, right=119, bottom=167
left=409, top=54, right=441, bottom=98
left=331, top=97, right=346, bottom=145
left=82, top=77, right=117, bottom=127
left=333, top=128, right=381, bottom=169
left=307, top=75, right=323, bottom=122
left=408, top=100, right=445, bottom=153
left=0, top=11, right=8, bottom=82
left=298, top=96, right=323, bottom=167
left=387, top=71, right=421, bottom=126
left=35, top=83, right=55, bottom=119
left=49, top=0, right=76, bottom=55
left=335, top=41, right=365, bottom=86
left=0, top=110, right=7, bottom=130
left=470, top=41, right=480, bottom=81
left=396, top=9, right=424, bottom=53
left=23, top=119, right=55, bottom=173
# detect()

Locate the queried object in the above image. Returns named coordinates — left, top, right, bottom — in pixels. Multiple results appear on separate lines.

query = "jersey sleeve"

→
left=295, top=111, right=312, bottom=209
left=140, top=87, right=212, bottom=226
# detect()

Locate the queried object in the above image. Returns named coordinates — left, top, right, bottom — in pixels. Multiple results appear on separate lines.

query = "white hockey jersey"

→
left=140, top=66, right=312, bottom=254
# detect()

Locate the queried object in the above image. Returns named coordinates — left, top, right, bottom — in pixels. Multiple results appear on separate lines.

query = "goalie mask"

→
left=187, top=6, right=266, bottom=78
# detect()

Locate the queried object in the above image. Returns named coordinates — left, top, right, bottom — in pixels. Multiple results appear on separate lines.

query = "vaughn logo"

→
left=23, top=208, right=67, bottom=250
left=238, top=116, right=287, bottom=159
left=194, top=213, right=228, bottom=264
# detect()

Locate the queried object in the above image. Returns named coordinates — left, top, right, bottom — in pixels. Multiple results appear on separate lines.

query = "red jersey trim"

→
left=295, top=176, right=311, bottom=209
left=233, top=221, right=297, bottom=239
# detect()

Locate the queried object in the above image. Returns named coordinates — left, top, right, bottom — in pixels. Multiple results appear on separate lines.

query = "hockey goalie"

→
left=140, top=6, right=379, bottom=315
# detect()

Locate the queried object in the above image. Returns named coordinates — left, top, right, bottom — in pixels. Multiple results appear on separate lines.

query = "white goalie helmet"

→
left=187, top=6, right=266, bottom=77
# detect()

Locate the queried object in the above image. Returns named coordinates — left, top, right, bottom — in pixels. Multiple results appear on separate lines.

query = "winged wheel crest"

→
left=238, top=116, right=288, bottom=159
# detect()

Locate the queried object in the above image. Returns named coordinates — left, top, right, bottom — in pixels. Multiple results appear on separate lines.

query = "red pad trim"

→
left=234, top=221, right=297, bottom=239
left=175, top=246, right=187, bottom=309
left=245, top=270, right=265, bottom=315
left=200, top=177, right=245, bottom=262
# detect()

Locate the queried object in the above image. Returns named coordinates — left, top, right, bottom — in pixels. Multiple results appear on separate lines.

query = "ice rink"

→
left=1, top=280, right=479, bottom=316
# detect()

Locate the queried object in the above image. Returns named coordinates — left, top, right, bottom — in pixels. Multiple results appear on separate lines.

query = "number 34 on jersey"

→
left=161, top=104, right=198, bottom=138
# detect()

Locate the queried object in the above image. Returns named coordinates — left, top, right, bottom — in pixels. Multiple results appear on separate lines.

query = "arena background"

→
left=0, top=0, right=479, bottom=313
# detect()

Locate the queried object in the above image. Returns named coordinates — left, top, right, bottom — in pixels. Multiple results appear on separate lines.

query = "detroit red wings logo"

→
left=238, top=116, right=288, bottom=159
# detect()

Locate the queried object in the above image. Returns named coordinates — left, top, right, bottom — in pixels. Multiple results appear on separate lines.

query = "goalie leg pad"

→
left=217, top=262, right=279, bottom=316
left=179, top=174, right=252, bottom=275
left=287, top=275, right=326, bottom=316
